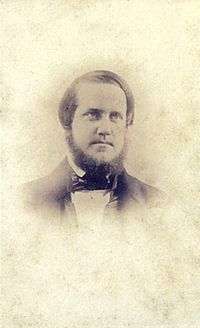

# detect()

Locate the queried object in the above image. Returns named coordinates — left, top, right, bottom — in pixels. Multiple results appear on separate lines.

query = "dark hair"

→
left=59, top=70, right=134, bottom=128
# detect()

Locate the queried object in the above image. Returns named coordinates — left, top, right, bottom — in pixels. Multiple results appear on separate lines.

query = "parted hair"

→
left=59, top=70, right=134, bottom=128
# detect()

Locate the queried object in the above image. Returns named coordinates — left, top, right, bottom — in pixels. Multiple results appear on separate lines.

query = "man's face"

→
left=70, top=81, right=128, bottom=165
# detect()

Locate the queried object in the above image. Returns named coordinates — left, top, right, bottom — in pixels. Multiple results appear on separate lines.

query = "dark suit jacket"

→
left=21, top=157, right=165, bottom=221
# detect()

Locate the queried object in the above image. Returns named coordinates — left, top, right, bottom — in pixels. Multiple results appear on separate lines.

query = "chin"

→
left=89, top=156, right=116, bottom=165
left=89, top=151, right=118, bottom=163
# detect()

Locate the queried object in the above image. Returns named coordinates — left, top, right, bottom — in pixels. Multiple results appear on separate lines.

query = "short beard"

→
left=67, top=134, right=126, bottom=177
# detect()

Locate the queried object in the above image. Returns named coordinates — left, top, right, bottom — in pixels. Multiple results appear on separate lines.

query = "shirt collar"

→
left=66, top=144, right=85, bottom=177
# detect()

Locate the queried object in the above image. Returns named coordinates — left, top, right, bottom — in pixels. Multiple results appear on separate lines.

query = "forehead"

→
left=76, top=81, right=127, bottom=112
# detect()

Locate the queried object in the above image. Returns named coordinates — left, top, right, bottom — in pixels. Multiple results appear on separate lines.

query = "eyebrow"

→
left=82, top=108, right=104, bottom=115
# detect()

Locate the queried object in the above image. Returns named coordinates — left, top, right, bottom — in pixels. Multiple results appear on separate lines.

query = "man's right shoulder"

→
left=19, top=158, right=72, bottom=210
left=20, top=176, right=55, bottom=208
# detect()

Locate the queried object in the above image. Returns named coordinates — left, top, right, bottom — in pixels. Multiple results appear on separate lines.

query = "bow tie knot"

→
left=71, top=172, right=116, bottom=192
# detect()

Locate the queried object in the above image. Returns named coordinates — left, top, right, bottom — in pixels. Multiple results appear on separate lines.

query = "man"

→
left=22, top=70, right=163, bottom=224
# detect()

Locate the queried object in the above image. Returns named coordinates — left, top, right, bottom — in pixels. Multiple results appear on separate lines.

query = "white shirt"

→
left=71, top=190, right=110, bottom=228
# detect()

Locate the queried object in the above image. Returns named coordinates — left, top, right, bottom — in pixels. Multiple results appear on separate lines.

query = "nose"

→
left=96, top=116, right=112, bottom=136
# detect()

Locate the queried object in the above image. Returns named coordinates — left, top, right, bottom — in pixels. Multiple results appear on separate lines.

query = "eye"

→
left=87, top=112, right=100, bottom=120
left=83, top=109, right=102, bottom=121
left=110, top=111, right=123, bottom=121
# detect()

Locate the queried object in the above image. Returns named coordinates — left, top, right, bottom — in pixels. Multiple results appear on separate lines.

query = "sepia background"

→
left=1, top=0, right=200, bottom=327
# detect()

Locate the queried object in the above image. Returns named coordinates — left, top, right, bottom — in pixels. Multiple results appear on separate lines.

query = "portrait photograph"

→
left=1, top=1, right=200, bottom=327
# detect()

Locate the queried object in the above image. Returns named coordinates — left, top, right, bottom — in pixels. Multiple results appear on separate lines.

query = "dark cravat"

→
left=71, top=172, right=117, bottom=192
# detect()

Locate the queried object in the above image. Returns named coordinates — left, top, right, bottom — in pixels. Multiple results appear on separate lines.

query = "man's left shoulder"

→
left=125, top=173, right=167, bottom=206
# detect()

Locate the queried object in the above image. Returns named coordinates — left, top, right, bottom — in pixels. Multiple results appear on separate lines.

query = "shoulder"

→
left=20, top=176, right=56, bottom=209
left=124, top=173, right=167, bottom=206
left=19, top=158, right=72, bottom=210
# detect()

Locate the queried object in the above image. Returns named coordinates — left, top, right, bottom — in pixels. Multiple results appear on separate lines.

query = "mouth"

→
left=90, top=141, right=113, bottom=147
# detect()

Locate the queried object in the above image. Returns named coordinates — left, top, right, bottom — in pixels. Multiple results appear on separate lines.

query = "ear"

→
left=125, top=124, right=133, bottom=141
left=64, top=126, right=72, bottom=140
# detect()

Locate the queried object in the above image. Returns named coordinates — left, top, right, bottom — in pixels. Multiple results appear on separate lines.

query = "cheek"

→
left=113, top=126, right=126, bottom=142
left=73, top=122, right=93, bottom=144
